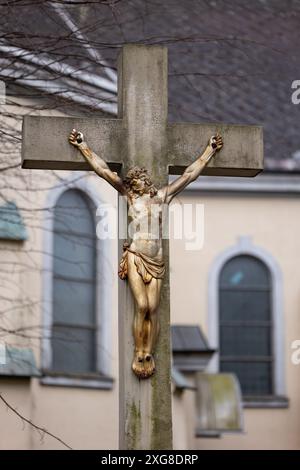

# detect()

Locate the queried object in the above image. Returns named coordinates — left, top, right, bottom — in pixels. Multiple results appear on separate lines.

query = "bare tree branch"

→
left=0, top=393, right=72, bottom=449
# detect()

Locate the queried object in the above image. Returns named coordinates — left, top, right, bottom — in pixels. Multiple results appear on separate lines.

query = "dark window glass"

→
left=221, top=361, right=272, bottom=396
left=52, top=190, right=96, bottom=374
left=219, top=255, right=273, bottom=396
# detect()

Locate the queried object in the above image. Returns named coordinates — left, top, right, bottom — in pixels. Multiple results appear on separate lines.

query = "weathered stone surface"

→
left=117, top=45, right=172, bottom=450
left=22, top=116, right=263, bottom=177
left=22, top=116, right=124, bottom=171
left=168, top=123, right=263, bottom=177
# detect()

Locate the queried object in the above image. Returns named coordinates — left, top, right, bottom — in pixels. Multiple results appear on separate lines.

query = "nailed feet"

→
left=132, top=351, right=156, bottom=379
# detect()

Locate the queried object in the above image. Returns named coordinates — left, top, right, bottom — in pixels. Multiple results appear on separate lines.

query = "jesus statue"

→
left=69, top=129, right=223, bottom=379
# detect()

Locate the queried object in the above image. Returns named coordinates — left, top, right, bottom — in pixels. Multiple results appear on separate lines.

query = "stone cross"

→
left=22, top=44, right=263, bottom=450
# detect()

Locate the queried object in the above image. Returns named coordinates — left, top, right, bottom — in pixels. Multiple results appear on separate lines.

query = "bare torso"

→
left=127, top=190, right=165, bottom=258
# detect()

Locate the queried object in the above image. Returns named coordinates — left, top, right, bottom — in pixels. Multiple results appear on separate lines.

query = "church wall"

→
left=0, top=103, right=120, bottom=450
left=170, top=191, right=300, bottom=450
left=0, top=101, right=299, bottom=449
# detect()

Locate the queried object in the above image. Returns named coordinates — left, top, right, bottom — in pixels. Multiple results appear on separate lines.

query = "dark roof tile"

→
left=2, top=0, right=300, bottom=170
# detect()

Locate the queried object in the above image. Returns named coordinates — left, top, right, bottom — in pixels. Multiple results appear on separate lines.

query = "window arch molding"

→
left=207, top=236, right=285, bottom=400
left=41, top=173, right=114, bottom=388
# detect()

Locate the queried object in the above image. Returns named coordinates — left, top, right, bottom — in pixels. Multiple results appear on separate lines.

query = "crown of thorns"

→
left=123, top=167, right=157, bottom=196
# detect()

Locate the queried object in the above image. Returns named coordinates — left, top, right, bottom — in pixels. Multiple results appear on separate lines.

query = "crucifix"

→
left=22, top=44, right=263, bottom=450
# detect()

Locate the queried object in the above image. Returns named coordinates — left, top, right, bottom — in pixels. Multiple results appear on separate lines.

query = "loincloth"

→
left=118, top=242, right=165, bottom=284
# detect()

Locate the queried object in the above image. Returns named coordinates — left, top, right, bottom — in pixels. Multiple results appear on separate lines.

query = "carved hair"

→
left=123, top=166, right=158, bottom=197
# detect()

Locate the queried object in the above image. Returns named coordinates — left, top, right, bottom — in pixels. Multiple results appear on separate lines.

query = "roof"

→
left=1, top=0, right=300, bottom=170
left=0, top=202, right=27, bottom=241
left=171, top=325, right=215, bottom=372
left=0, top=346, right=40, bottom=378
left=172, top=324, right=214, bottom=353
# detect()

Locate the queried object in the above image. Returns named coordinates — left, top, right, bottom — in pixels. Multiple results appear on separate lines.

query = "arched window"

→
left=52, top=189, right=96, bottom=374
left=208, top=237, right=286, bottom=405
left=219, top=255, right=272, bottom=396
left=41, top=175, right=114, bottom=389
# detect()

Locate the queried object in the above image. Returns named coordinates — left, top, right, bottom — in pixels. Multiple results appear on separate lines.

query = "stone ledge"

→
left=243, top=396, right=289, bottom=409
left=40, top=372, right=114, bottom=390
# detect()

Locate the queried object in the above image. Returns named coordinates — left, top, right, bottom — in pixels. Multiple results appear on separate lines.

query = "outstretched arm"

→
left=69, top=129, right=126, bottom=195
left=164, top=135, right=223, bottom=204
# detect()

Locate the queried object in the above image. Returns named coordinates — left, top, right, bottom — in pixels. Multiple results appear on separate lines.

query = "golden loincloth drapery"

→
left=118, top=243, right=165, bottom=284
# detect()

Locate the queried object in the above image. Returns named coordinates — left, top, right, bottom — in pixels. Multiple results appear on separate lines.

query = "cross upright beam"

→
left=21, top=44, right=263, bottom=451
left=117, top=45, right=172, bottom=450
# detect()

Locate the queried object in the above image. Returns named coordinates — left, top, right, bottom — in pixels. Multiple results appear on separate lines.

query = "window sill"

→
left=40, top=371, right=114, bottom=390
left=243, top=396, right=289, bottom=409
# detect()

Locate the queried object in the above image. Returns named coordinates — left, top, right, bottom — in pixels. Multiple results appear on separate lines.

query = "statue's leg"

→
left=143, top=277, right=162, bottom=377
left=127, top=252, right=149, bottom=378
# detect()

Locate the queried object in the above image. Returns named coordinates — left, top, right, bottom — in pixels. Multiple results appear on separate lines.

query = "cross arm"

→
left=167, top=123, right=263, bottom=177
left=22, top=116, right=124, bottom=171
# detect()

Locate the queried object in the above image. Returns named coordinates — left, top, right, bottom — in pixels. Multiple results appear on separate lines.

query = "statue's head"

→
left=123, top=166, right=158, bottom=197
